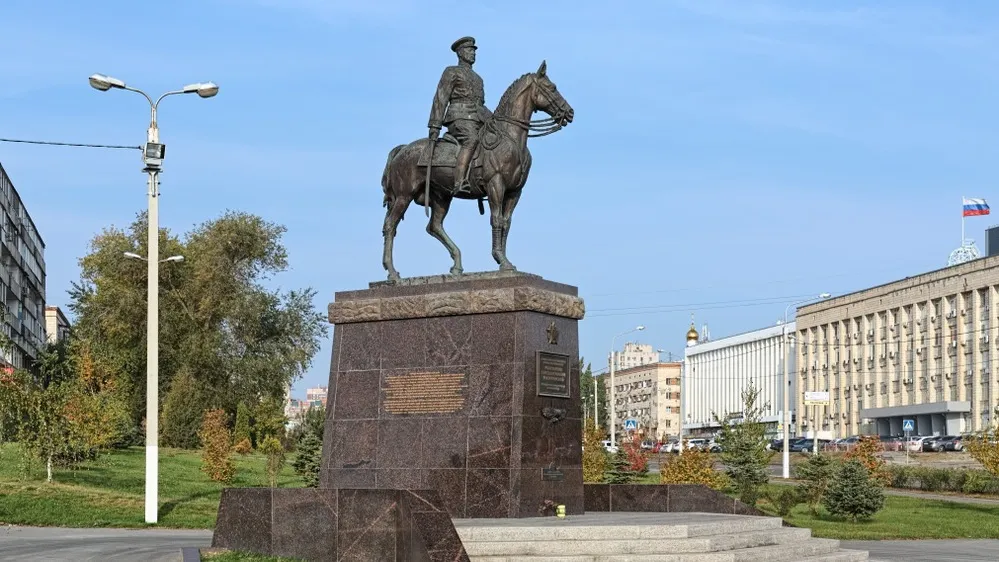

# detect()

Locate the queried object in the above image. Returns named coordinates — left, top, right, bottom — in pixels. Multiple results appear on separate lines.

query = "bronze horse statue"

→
left=380, top=61, right=574, bottom=282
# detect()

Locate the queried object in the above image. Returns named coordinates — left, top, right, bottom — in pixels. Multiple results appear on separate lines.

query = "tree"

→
left=582, top=419, right=608, bottom=483
left=603, top=449, right=636, bottom=484
left=67, top=210, right=329, bottom=426
left=199, top=408, right=235, bottom=484
left=966, top=417, right=999, bottom=478
left=251, top=396, right=287, bottom=448
left=292, top=407, right=325, bottom=487
left=260, top=436, right=286, bottom=488
left=795, top=453, right=836, bottom=515
left=712, top=381, right=775, bottom=506
left=578, top=359, right=607, bottom=427
left=844, top=436, right=891, bottom=487
left=233, top=402, right=251, bottom=447
left=161, top=370, right=206, bottom=449
left=823, top=459, right=886, bottom=521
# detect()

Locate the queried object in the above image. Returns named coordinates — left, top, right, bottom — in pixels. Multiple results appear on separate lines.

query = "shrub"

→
left=260, top=436, right=285, bottom=488
left=795, top=453, right=836, bottom=515
left=233, top=438, right=253, bottom=455
left=966, top=427, right=999, bottom=478
left=843, top=436, right=891, bottom=486
left=766, top=486, right=803, bottom=517
left=659, top=447, right=727, bottom=490
left=823, top=459, right=886, bottom=521
left=582, top=421, right=608, bottom=483
left=623, top=434, right=649, bottom=476
left=199, top=409, right=235, bottom=484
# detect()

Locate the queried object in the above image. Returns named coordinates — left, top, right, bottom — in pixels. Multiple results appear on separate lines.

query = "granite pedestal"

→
left=321, top=271, right=586, bottom=518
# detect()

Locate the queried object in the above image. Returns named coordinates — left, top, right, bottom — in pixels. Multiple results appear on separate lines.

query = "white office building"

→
left=682, top=321, right=797, bottom=438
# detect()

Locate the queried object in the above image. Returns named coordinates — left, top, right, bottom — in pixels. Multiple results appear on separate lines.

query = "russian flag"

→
left=963, top=198, right=990, bottom=217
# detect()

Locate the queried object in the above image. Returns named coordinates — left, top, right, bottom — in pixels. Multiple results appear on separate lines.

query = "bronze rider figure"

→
left=428, top=36, right=493, bottom=196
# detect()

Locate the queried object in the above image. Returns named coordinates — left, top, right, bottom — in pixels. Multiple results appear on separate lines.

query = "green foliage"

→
left=161, top=370, right=206, bottom=449
left=795, top=453, right=837, bottom=515
left=291, top=407, right=325, bottom=488
left=199, top=409, right=235, bottom=484
left=843, top=436, right=891, bottom=486
left=292, top=432, right=323, bottom=487
left=578, top=359, right=607, bottom=428
left=883, top=465, right=999, bottom=495
left=823, top=459, right=886, bottom=521
left=251, top=396, right=287, bottom=447
left=67, top=210, right=329, bottom=426
left=712, top=380, right=775, bottom=506
left=765, top=485, right=804, bottom=517
left=260, top=436, right=286, bottom=488
left=603, top=448, right=637, bottom=484
left=233, top=402, right=251, bottom=448
left=582, top=419, right=608, bottom=483
left=659, top=445, right=727, bottom=490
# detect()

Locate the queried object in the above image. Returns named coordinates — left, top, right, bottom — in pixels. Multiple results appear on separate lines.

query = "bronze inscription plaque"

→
left=536, top=351, right=570, bottom=398
left=382, top=372, right=466, bottom=414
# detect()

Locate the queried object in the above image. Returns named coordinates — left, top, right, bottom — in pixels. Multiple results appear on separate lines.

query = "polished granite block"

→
left=322, top=273, right=583, bottom=518
left=212, top=488, right=468, bottom=561
left=582, top=484, right=767, bottom=517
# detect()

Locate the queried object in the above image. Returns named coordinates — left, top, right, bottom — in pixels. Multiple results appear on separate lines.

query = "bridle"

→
left=493, top=75, right=571, bottom=138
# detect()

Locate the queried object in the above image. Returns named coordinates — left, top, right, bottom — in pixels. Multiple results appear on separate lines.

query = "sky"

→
left=1, top=0, right=998, bottom=397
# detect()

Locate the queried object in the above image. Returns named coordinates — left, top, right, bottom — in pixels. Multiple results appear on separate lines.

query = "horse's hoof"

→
left=387, top=272, right=401, bottom=283
left=499, top=263, right=517, bottom=272
left=450, top=267, right=464, bottom=276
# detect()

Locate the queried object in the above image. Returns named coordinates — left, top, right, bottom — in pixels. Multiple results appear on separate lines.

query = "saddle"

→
left=416, top=132, right=483, bottom=169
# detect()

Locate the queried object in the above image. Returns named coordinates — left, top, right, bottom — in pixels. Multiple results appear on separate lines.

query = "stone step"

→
left=461, top=528, right=813, bottom=557
left=469, top=540, right=866, bottom=561
left=455, top=515, right=784, bottom=543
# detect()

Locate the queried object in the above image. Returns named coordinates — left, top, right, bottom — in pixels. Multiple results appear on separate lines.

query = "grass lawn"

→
left=0, top=443, right=304, bottom=529
left=758, top=484, right=999, bottom=540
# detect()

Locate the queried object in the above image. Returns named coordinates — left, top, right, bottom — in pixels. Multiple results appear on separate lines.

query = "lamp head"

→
left=123, top=252, right=144, bottom=260
left=183, top=82, right=219, bottom=98
left=164, top=255, right=185, bottom=263
left=89, top=73, right=125, bottom=91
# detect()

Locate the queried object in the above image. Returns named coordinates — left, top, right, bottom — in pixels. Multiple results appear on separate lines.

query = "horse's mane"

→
left=493, top=72, right=535, bottom=116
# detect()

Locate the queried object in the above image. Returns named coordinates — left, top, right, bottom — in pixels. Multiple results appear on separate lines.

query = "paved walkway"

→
left=0, top=525, right=212, bottom=562
left=843, top=539, right=999, bottom=561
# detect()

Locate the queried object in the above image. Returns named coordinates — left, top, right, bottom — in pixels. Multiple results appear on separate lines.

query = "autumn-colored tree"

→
left=582, top=420, right=608, bottom=483
left=199, top=409, right=235, bottom=483
left=966, top=418, right=999, bottom=477
left=623, top=433, right=649, bottom=475
left=844, top=436, right=891, bottom=486
left=659, top=446, right=727, bottom=491
left=260, top=436, right=286, bottom=488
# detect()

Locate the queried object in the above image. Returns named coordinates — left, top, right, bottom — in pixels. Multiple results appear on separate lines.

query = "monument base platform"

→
left=321, top=272, right=586, bottom=518
left=211, top=487, right=469, bottom=561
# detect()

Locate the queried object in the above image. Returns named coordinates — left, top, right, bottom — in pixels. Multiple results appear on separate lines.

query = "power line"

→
left=0, top=137, right=140, bottom=150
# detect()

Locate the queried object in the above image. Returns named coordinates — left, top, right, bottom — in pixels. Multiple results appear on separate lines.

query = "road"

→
left=0, top=525, right=212, bottom=562
left=843, top=540, right=999, bottom=561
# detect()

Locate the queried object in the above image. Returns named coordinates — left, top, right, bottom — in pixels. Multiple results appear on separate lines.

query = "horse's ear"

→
left=537, top=60, right=547, bottom=76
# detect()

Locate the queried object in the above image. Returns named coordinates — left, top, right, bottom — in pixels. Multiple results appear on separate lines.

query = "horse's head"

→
left=531, top=60, right=573, bottom=126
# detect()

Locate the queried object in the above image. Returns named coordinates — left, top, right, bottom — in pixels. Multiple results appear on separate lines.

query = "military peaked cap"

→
left=451, top=36, right=477, bottom=52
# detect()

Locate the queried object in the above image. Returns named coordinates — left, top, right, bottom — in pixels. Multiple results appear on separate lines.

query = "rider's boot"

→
left=452, top=145, right=474, bottom=196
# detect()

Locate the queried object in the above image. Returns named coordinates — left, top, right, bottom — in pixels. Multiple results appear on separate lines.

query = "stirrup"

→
left=453, top=179, right=472, bottom=195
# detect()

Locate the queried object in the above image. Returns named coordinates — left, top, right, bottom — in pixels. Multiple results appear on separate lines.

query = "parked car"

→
left=943, top=435, right=965, bottom=451
left=922, top=436, right=944, bottom=452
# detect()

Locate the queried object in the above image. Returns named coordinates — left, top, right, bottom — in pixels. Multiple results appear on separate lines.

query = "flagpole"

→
left=962, top=195, right=966, bottom=246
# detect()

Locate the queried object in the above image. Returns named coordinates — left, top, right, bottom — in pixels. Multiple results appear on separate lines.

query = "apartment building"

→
left=616, top=342, right=659, bottom=369
left=795, top=255, right=999, bottom=438
left=45, top=306, right=70, bottom=344
left=0, top=163, right=46, bottom=370
left=682, top=322, right=797, bottom=438
left=306, top=385, right=328, bottom=409
left=602, top=361, right=682, bottom=439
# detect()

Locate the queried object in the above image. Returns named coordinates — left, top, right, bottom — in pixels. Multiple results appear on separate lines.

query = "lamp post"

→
left=782, top=293, right=831, bottom=479
left=91, top=73, right=217, bottom=524
left=610, top=325, right=645, bottom=448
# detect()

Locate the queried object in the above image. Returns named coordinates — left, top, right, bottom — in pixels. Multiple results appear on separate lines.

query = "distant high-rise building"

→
left=307, top=386, right=328, bottom=408
left=616, top=342, right=658, bottom=369
left=0, top=162, right=46, bottom=371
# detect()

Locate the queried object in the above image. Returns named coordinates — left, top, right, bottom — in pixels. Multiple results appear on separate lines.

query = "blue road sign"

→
left=624, top=419, right=638, bottom=430
left=903, top=419, right=915, bottom=432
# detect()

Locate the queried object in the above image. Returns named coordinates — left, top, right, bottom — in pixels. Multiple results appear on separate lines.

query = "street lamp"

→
left=782, top=293, right=831, bottom=479
left=610, top=325, right=645, bottom=448
left=124, top=252, right=185, bottom=264
left=92, top=73, right=217, bottom=524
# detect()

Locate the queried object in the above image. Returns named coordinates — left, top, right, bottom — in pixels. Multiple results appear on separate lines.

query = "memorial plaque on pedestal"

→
left=536, top=351, right=570, bottom=398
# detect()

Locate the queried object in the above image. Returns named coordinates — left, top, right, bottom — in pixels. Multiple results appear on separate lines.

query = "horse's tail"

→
left=382, top=144, right=406, bottom=208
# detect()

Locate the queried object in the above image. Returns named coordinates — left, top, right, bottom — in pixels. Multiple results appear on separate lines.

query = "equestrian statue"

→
left=380, top=36, right=574, bottom=283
